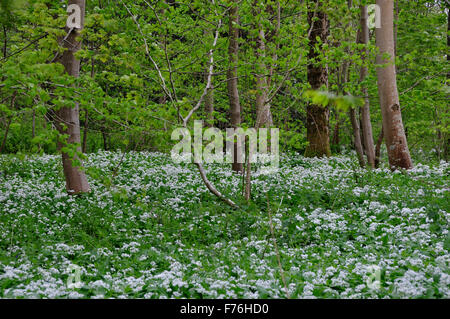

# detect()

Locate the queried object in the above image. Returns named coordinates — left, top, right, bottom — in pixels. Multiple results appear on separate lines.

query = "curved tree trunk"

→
left=375, top=0, right=412, bottom=170
left=305, top=1, right=330, bottom=158
left=55, top=0, right=90, bottom=194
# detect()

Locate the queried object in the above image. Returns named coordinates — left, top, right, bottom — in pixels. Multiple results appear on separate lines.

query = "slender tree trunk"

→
left=332, top=112, right=340, bottom=147
left=82, top=57, right=95, bottom=153
left=204, top=74, right=214, bottom=128
left=359, top=5, right=376, bottom=168
left=82, top=109, right=88, bottom=153
left=2, top=25, right=6, bottom=59
left=32, top=109, right=36, bottom=139
left=375, top=128, right=384, bottom=168
left=255, top=27, right=272, bottom=128
left=0, top=92, right=16, bottom=154
left=227, top=0, right=243, bottom=173
left=350, top=108, right=365, bottom=167
left=55, top=0, right=90, bottom=194
left=244, top=1, right=275, bottom=201
left=204, top=29, right=214, bottom=127
left=0, top=117, right=10, bottom=154
left=445, top=7, right=449, bottom=161
left=375, top=0, right=412, bottom=170
left=102, top=128, right=108, bottom=151
left=305, top=1, right=331, bottom=158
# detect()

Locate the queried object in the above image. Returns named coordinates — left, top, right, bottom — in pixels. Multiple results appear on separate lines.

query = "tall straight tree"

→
left=346, top=0, right=365, bottom=167
left=359, top=5, right=376, bottom=167
left=253, top=0, right=273, bottom=129
left=55, top=0, right=90, bottom=193
left=204, top=30, right=214, bottom=127
left=375, top=0, right=412, bottom=169
left=305, top=0, right=331, bottom=158
left=227, top=0, right=243, bottom=173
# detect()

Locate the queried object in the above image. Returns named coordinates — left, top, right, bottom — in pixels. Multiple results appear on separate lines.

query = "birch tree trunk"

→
left=305, top=1, right=331, bottom=158
left=227, top=0, right=243, bottom=173
left=375, top=0, right=412, bottom=169
left=55, top=0, right=90, bottom=194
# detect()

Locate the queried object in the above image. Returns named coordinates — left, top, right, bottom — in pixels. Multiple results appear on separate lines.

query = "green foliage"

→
left=0, top=0, right=447, bottom=159
left=303, top=90, right=364, bottom=112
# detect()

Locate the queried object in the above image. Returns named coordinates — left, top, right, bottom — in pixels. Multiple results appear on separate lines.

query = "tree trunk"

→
left=204, top=30, right=214, bottom=127
left=82, top=109, right=88, bottom=153
left=0, top=117, right=10, bottom=154
left=350, top=108, right=365, bottom=167
left=375, top=0, right=412, bottom=170
left=102, top=127, right=108, bottom=151
left=305, top=1, right=330, bottom=158
left=331, top=111, right=340, bottom=147
left=227, top=0, right=243, bottom=173
left=445, top=6, right=449, bottom=161
left=0, top=92, right=16, bottom=154
left=2, top=25, right=6, bottom=59
left=32, top=109, right=36, bottom=139
left=254, top=27, right=273, bottom=129
left=359, top=5, right=376, bottom=168
left=375, top=128, right=384, bottom=168
left=204, top=75, right=214, bottom=128
left=55, top=0, right=90, bottom=194
left=82, top=56, right=95, bottom=153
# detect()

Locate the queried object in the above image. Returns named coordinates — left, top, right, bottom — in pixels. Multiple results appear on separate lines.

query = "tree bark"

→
left=0, top=92, right=16, bottom=154
left=244, top=1, right=275, bottom=201
left=350, top=108, right=365, bottom=167
left=55, top=0, right=90, bottom=194
left=445, top=6, right=450, bottom=161
left=359, top=5, right=376, bottom=168
left=255, top=27, right=273, bottom=128
left=0, top=117, right=10, bottom=154
left=375, top=0, right=412, bottom=170
left=204, top=75, right=214, bottom=128
left=331, top=111, right=340, bottom=147
left=32, top=109, right=36, bottom=139
left=305, top=1, right=331, bottom=158
left=2, top=25, right=6, bottom=59
left=375, top=128, right=384, bottom=168
left=82, top=56, right=95, bottom=153
left=204, top=30, right=214, bottom=128
left=227, top=0, right=243, bottom=173
left=82, top=109, right=88, bottom=153
left=102, top=127, right=108, bottom=151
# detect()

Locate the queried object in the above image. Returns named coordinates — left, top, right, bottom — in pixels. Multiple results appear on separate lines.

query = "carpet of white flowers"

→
left=0, top=151, right=449, bottom=298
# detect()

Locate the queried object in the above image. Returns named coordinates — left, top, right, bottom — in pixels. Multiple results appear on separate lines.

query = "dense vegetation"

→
left=0, top=152, right=448, bottom=298
left=0, top=0, right=448, bottom=299
left=0, top=0, right=447, bottom=158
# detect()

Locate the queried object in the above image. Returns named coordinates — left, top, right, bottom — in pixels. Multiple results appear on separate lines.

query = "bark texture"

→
left=55, top=0, right=90, bottom=194
left=305, top=1, right=330, bottom=158
left=375, top=0, right=412, bottom=170
left=255, top=27, right=273, bottom=128
left=227, top=1, right=243, bottom=173
left=359, top=5, right=376, bottom=168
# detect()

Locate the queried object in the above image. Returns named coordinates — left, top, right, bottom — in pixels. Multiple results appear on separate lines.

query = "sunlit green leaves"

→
left=303, top=89, right=364, bottom=112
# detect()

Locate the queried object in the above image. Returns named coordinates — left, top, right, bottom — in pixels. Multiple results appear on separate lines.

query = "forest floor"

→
left=0, top=151, right=449, bottom=298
